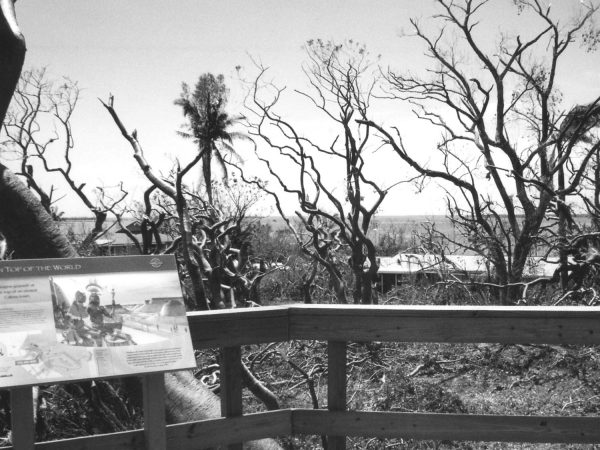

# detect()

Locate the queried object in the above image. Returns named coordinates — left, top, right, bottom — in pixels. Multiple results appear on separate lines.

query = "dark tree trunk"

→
left=202, top=145, right=213, bottom=204
left=0, top=0, right=26, bottom=126
left=594, top=150, right=600, bottom=230
left=325, top=265, right=347, bottom=304
left=361, top=271, right=377, bottom=305
left=557, top=161, right=569, bottom=291
left=350, top=249, right=363, bottom=304
left=0, top=164, right=78, bottom=259
left=362, top=246, right=379, bottom=305
left=351, top=246, right=376, bottom=304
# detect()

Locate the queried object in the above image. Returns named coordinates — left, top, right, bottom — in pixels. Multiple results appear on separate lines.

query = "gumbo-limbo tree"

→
left=359, top=0, right=600, bottom=304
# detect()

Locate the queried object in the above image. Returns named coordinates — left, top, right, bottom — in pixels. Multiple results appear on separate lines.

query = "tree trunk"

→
left=0, top=164, right=78, bottom=259
left=0, top=0, right=26, bottom=126
left=350, top=249, right=362, bottom=304
left=491, top=260, right=510, bottom=305
left=506, top=255, right=528, bottom=305
left=164, top=371, right=282, bottom=449
left=361, top=250, right=379, bottom=305
left=557, top=162, right=569, bottom=291
left=361, top=271, right=378, bottom=305
left=351, top=246, right=375, bottom=304
left=78, top=211, right=108, bottom=255
left=202, top=145, right=213, bottom=204
left=593, top=149, right=600, bottom=230
left=176, top=174, right=206, bottom=310
left=326, top=265, right=347, bottom=304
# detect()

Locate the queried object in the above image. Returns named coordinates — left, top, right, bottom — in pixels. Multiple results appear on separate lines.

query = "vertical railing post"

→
left=10, top=386, right=35, bottom=450
left=327, top=341, right=347, bottom=450
left=143, top=373, right=167, bottom=450
left=221, top=346, right=243, bottom=450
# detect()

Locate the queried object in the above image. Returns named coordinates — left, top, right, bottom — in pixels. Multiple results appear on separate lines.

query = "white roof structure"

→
left=94, top=232, right=173, bottom=248
left=377, top=253, right=560, bottom=279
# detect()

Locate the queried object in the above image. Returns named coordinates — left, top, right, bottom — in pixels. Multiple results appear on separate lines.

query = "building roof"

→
left=59, top=218, right=174, bottom=247
left=377, top=253, right=560, bottom=279
left=95, top=232, right=173, bottom=247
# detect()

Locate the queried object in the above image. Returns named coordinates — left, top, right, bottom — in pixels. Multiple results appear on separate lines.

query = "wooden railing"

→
left=7, top=305, right=600, bottom=449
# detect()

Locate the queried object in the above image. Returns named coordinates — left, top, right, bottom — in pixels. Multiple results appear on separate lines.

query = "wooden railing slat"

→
left=9, top=412, right=289, bottom=450
left=10, top=386, right=35, bottom=450
left=21, top=409, right=600, bottom=449
left=289, top=305, right=600, bottom=344
left=220, top=346, right=243, bottom=450
left=32, top=429, right=145, bottom=449
left=166, top=410, right=292, bottom=449
left=142, top=373, right=166, bottom=450
left=327, top=341, right=347, bottom=450
left=188, top=307, right=289, bottom=349
left=292, top=409, right=600, bottom=443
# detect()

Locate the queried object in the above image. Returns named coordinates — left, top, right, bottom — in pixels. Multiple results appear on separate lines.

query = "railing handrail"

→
left=188, top=304, right=600, bottom=348
left=9, top=304, right=600, bottom=449
left=188, top=304, right=600, bottom=449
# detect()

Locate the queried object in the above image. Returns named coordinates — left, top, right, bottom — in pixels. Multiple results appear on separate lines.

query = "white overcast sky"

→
left=6, top=0, right=600, bottom=217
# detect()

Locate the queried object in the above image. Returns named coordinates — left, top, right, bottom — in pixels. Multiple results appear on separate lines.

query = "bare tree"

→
left=101, top=95, right=212, bottom=309
left=245, top=40, right=402, bottom=304
left=101, top=95, right=279, bottom=310
left=2, top=69, right=117, bottom=250
left=359, top=0, right=600, bottom=304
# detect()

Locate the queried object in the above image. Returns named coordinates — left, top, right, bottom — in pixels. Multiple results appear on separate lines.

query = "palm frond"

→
left=175, top=73, right=249, bottom=203
left=175, top=130, right=194, bottom=140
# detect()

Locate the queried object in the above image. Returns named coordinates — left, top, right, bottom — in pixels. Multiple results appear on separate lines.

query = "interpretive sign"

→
left=0, top=255, right=196, bottom=388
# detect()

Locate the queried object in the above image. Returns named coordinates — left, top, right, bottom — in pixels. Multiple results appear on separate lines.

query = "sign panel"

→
left=0, top=255, right=196, bottom=388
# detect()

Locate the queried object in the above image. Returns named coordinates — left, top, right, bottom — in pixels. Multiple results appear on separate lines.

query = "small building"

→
left=60, top=218, right=174, bottom=256
left=377, top=253, right=560, bottom=292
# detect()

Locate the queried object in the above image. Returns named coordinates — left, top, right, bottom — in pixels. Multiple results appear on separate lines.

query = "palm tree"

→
left=175, top=73, right=245, bottom=204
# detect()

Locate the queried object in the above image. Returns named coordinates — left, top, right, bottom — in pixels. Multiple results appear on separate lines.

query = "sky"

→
left=4, top=0, right=600, bottom=217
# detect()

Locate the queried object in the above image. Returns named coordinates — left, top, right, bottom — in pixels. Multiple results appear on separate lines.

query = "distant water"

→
left=370, top=215, right=448, bottom=225
left=252, top=214, right=595, bottom=254
left=254, top=215, right=453, bottom=236
left=61, top=215, right=450, bottom=235
left=255, top=214, right=594, bottom=229
left=63, top=214, right=594, bottom=241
